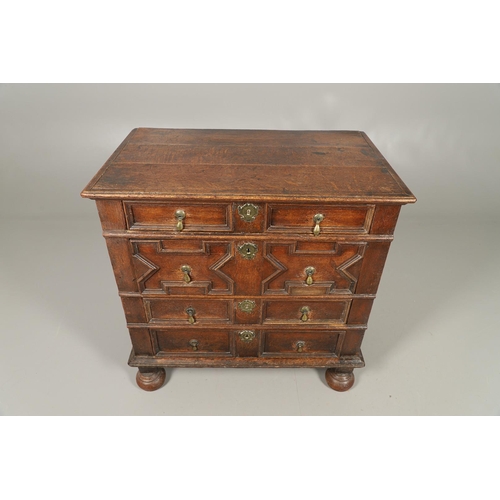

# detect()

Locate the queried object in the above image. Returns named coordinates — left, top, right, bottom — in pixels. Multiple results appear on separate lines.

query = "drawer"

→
left=131, top=239, right=234, bottom=295
left=262, top=299, right=351, bottom=324
left=261, top=330, right=345, bottom=357
left=262, top=240, right=366, bottom=295
left=153, top=329, right=233, bottom=356
left=124, top=201, right=232, bottom=232
left=267, top=204, right=375, bottom=235
left=145, top=298, right=232, bottom=324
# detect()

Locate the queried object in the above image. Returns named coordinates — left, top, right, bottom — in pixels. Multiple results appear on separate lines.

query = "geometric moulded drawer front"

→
left=262, top=241, right=366, bottom=295
left=131, top=239, right=234, bottom=295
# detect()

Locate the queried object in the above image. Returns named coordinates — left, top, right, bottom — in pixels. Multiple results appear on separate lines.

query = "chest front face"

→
left=82, top=128, right=415, bottom=392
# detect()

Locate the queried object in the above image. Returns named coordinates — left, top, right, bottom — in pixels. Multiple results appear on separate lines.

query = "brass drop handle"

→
left=296, top=341, right=305, bottom=353
left=300, top=306, right=310, bottom=322
left=313, top=213, right=324, bottom=236
left=181, top=265, right=192, bottom=283
left=189, top=339, right=199, bottom=351
left=305, top=266, right=315, bottom=286
left=186, top=306, right=196, bottom=324
left=175, top=209, right=186, bottom=231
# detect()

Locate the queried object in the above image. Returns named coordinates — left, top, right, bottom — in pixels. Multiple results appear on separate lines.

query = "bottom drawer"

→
left=261, top=330, right=345, bottom=357
left=153, top=329, right=234, bottom=356
left=142, top=328, right=349, bottom=358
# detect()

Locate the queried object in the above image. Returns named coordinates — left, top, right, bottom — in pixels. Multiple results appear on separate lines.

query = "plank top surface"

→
left=81, top=128, right=416, bottom=203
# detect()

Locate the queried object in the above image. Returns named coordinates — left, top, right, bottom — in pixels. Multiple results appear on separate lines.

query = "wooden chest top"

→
left=81, top=128, right=416, bottom=204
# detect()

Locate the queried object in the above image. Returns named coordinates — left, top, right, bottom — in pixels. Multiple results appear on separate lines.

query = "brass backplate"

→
left=238, top=242, right=258, bottom=260
left=238, top=203, right=259, bottom=222
left=238, top=299, right=256, bottom=313
left=239, top=330, right=256, bottom=343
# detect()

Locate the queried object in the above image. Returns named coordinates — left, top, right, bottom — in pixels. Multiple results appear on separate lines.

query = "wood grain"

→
left=81, top=128, right=416, bottom=204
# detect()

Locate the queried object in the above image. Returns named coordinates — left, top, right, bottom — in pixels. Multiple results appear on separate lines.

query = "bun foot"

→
left=136, top=368, right=166, bottom=391
left=325, top=368, right=355, bottom=392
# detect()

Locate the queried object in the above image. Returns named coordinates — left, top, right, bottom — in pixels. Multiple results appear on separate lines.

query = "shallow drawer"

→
left=261, top=330, right=345, bottom=357
left=145, top=298, right=231, bottom=324
left=267, top=204, right=374, bottom=234
left=153, top=329, right=233, bottom=355
left=262, top=299, right=351, bottom=324
left=124, top=201, right=232, bottom=231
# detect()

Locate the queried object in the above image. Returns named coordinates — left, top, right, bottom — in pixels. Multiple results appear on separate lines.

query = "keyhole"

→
left=239, top=243, right=257, bottom=259
left=246, top=209, right=251, bottom=216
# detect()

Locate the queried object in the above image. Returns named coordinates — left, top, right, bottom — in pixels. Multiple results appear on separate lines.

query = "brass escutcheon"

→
left=238, top=203, right=259, bottom=222
left=239, top=330, right=256, bottom=343
left=296, top=341, right=306, bottom=353
left=238, top=299, right=256, bottom=314
left=238, top=242, right=258, bottom=260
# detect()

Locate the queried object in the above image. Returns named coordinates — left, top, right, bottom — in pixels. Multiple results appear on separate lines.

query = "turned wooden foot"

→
left=136, top=367, right=166, bottom=391
left=325, top=368, right=355, bottom=392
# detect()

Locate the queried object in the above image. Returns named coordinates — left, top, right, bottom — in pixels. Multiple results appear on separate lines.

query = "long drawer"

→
left=121, top=296, right=374, bottom=326
left=128, top=237, right=369, bottom=296
left=133, top=328, right=352, bottom=358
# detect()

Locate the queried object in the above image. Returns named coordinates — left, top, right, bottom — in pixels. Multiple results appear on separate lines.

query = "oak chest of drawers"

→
left=81, top=128, right=416, bottom=392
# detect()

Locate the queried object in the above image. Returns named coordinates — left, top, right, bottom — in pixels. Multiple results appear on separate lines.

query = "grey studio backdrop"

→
left=1, top=84, right=499, bottom=415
